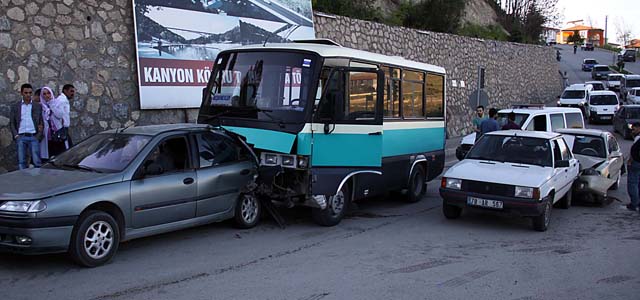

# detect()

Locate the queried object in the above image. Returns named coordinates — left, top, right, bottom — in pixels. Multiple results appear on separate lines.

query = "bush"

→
left=312, top=0, right=384, bottom=22
left=609, top=65, right=632, bottom=74
left=458, top=23, right=509, bottom=41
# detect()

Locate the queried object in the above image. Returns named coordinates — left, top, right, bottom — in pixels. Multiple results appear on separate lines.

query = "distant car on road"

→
left=618, top=49, right=637, bottom=62
left=442, top=130, right=579, bottom=231
left=0, top=124, right=261, bottom=267
left=582, top=59, right=598, bottom=71
left=612, top=104, right=640, bottom=139
left=558, top=129, right=623, bottom=206
left=606, top=73, right=624, bottom=91
left=627, top=87, right=640, bottom=104
left=582, top=42, right=595, bottom=51
left=591, top=65, right=612, bottom=80
left=585, top=80, right=606, bottom=91
left=621, top=75, right=640, bottom=101
left=585, top=90, right=619, bottom=124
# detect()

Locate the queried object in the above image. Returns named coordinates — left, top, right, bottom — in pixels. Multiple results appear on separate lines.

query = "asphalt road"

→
left=1, top=45, right=639, bottom=300
left=557, top=44, right=639, bottom=88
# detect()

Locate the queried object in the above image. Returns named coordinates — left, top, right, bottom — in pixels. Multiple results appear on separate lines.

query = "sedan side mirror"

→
left=610, top=151, right=623, bottom=158
left=555, top=160, right=570, bottom=168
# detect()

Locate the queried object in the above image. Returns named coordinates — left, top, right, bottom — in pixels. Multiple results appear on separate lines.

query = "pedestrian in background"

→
left=625, top=122, right=640, bottom=213
left=502, top=112, right=520, bottom=130
left=480, top=108, right=499, bottom=135
left=472, top=105, right=487, bottom=133
left=39, top=86, right=55, bottom=161
left=9, top=83, right=43, bottom=169
left=48, top=84, right=74, bottom=156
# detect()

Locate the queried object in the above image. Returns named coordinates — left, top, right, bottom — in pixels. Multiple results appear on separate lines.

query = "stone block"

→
left=7, top=7, right=25, bottom=21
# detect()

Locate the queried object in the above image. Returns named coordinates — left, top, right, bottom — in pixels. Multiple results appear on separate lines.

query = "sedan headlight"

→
left=442, top=178, right=462, bottom=190
left=0, top=200, right=47, bottom=213
left=628, top=123, right=634, bottom=129
left=515, top=186, right=539, bottom=199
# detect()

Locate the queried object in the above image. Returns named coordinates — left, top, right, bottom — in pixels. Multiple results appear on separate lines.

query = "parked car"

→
left=585, top=91, right=620, bottom=123
left=585, top=80, right=606, bottom=91
left=627, top=87, right=640, bottom=104
left=582, top=59, right=598, bottom=71
left=558, top=129, right=623, bottom=205
left=591, top=65, right=612, bottom=80
left=442, top=131, right=579, bottom=231
left=455, top=106, right=584, bottom=160
left=0, top=124, right=261, bottom=267
left=606, top=73, right=624, bottom=91
left=612, top=105, right=640, bottom=139
left=621, top=75, right=640, bottom=101
left=582, top=42, right=595, bottom=51
left=618, top=49, right=637, bottom=62
left=558, top=83, right=593, bottom=109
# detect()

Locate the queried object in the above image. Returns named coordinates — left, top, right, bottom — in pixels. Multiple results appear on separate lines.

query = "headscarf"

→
left=40, top=86, right=55, bottom=121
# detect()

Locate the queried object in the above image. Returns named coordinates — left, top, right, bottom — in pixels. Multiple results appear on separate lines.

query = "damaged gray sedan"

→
left=558, top=129, right=624, bottom=204
left=0, top=124, right=260, bottom=267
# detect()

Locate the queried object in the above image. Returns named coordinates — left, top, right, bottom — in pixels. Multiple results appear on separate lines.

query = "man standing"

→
left=480, top=108, right=500, bottom=134
left=502, top=112, right=521, bottom=130
left=49, top=84, right=74, bottom=155
left=472, top=105, right=487, bottom=133
left=9, top=83, right=43, bottom=169
left=626, top=122, right=640, bottom=212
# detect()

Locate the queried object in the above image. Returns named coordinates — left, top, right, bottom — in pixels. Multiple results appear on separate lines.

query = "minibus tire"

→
left=405, top=165, right=426, bottom=203
left=312, top=184, right=350, bottom=227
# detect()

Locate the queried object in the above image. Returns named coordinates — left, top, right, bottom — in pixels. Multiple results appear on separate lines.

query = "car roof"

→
left=622, top=104, right=640, bottom=108
left=565, top=84, right=591, bottom=90
left=590, top=90, right=617, bottom=96
left=227, top=43, right=446, bottom=74
left=583, top=58, right=597, bottom=62
left=498, top=107, right=582, bottom=114
left=103, top=124, right=212, bottom=136
left=632, top=87, right=640, bottom=91
left=485, top=130, right=560, bottom=139
left=556, top=128, right=607, bottom=137
left=609, top=73, right=623, bottom=77
left=592, top=64, right=609, bottom=68
left=625, top=75, right=640, bottom=79
left=585, top=81, right=604, bottom=84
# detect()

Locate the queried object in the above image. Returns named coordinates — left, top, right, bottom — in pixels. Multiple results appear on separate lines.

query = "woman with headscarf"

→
left=39, top=87, right=55, bottom=161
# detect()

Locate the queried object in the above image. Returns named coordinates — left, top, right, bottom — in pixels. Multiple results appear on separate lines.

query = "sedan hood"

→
left=461, top=133, right=476, bottom=146
left=0, top=168, right=122, bottom=200
left=574, top=154, right=605, bottom=170
left=445, top=159, right=553, bottom=187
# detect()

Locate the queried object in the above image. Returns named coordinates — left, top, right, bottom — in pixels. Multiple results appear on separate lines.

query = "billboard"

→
left=132, top=0, right=315, bottom=109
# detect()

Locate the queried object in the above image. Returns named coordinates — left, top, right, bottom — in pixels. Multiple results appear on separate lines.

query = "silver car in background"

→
left=0, top=124, right=260, bottom=267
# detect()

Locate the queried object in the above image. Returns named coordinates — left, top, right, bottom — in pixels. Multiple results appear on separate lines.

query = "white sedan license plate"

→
left=467, top=197, right=504, bottom=209
left=601, top=116, right=612, bottom=120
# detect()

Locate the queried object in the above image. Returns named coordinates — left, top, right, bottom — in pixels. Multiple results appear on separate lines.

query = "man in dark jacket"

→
left=9, top=83, right=44, bottom=169
left=626, top=122, right=640, bottom=212
left=502, top=112, right=521, bottom=130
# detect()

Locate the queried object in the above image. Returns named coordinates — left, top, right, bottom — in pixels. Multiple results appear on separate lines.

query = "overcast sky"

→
left=557, top=0, right=639, bottom=44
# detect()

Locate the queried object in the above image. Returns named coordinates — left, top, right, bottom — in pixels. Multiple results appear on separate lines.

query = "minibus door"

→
left=311, top=67, right=384, bottom=168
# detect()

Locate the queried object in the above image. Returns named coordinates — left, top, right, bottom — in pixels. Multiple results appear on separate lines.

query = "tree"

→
left=402, top=0, right=466, bottom=33
left=567, top=31, right=584, bottom=45
left=495, top=0, right=560, bottom=43
left=615, top=18, right=633, bottom=46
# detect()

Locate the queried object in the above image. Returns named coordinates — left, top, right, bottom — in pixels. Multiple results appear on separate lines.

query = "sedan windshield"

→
left=625, top=108, right=640, bottom=119
left=467, top=135, right=552, bottom=167
left=590, top=95, right=618, bottom=105
left=562, top=90, right=585, bottom=99
left=608, top=75, right=622, bottom=81
left=200, top=51, right=316, bottom=124
left=594, top=66, right=610, bottom=72
left=590, top=83, right=605, bottom=91
left=48, top=134, right=151, bottom=173
left=497, top=113, right=529, bottom=128
left=584, top=60, right=597, bottom=64
left=569, top=135, right=606, bottom=158
left=627, top=79, right=640, bottom=88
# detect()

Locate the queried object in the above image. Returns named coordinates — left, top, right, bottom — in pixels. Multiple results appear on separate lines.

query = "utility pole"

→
left=605, top=15, right=608, bottom=45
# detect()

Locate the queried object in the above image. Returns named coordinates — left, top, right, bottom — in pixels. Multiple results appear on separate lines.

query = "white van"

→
left=558, top=84, right=593, bottom=109
left=455, top=106, right=585, bottom=160
left=621, top=75, right=640, bottom=101
left=585, top=91, right=619, bottom=123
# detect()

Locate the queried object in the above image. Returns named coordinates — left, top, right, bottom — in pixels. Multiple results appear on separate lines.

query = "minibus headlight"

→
left=264, top=154, right=278, bottom=165
left=281, top=155, right=295, bottom=167
left=298, top=157, right=309, bottom=168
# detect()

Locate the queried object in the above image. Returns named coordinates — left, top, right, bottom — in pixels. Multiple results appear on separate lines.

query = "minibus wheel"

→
left=312, top=184, right=350, bottom=226
left=405, top=165, right=426, bottom=203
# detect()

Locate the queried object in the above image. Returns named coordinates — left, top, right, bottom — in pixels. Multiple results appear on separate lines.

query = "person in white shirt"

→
left=48, top=84, right=74, bottom=156
left=9, top=83, right=44, bottom=169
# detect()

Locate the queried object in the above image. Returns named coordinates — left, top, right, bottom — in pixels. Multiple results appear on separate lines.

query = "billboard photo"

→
left=132, top=0, right=315, bottom=109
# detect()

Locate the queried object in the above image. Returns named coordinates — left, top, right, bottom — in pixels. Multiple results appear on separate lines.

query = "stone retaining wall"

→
left=0, top=2, right=562, bottom=171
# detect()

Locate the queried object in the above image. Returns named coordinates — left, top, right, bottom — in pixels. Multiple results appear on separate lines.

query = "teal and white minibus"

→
left=198, top=41, right=446, bottom=226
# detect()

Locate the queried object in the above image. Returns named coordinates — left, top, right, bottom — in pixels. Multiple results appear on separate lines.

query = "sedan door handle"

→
left=368, top=131, right=382, bottom=136
left=183, top=177, right=195, bottom=185
left=240, top=169, right=251, bottom=176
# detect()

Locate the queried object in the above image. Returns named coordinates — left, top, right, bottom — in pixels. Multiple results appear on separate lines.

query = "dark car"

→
left=618, top=49, right=637, bottom=62
left=582, top=59, right=598, bottom=71
left=591, top=65, right=612, bottom=80
left=612, top=105, right=640, bottom=139
left=0, top=124, right=260, bottom=267
left=582, top=42, right=594, bottom=51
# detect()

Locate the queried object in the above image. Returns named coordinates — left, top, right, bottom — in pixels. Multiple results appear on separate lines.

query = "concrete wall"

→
left=0, top=2, right=562, bottom=171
